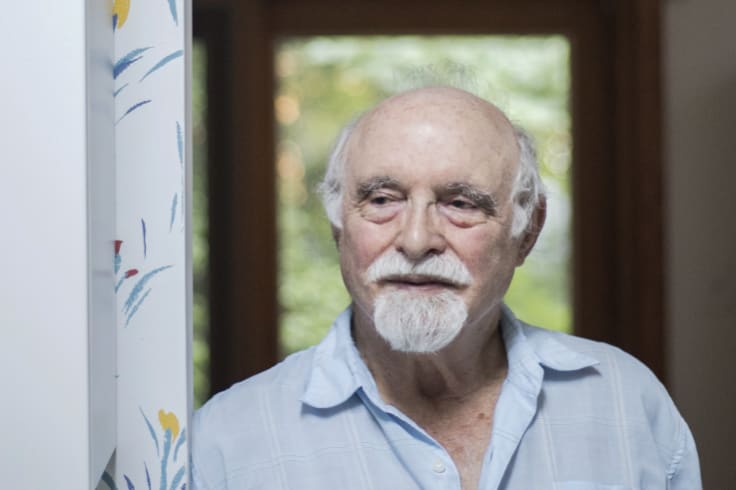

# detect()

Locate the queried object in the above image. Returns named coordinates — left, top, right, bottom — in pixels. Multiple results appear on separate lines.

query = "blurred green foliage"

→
left=192, top=40, right=209, bottom=408
left=275, top=36, right=573, bottom=357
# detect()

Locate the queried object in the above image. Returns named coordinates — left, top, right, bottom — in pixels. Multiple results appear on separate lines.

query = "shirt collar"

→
left=301, top=307, right=369, bottom=409
left=301, top=304, right=599, bottom=409
left=501, top=304, right=599, bottom=372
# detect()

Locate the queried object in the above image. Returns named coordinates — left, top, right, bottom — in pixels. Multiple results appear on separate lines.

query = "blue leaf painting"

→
left=113, top=14, right=118, bottom=31
left=168, top=0, right=178, bottom=25
left=126, top=288, right=152, bottom=326
left=170, top=193, right=178, bottom=231
left=101, top=471, right=118, bottom=490
left=116, top=269, right=140, bottom=294
left=176, top=122, right=183, bottom=165
left=117, top=100, right=152, bottom=125
left=140, top=50, right=183, bottom=82
left=124, top=475, right=136, bottom=490
left=160, top=429, right=173, bottom=490
left=141, top=219, right=148, bottom=258
left=114, top=83, right=129, bottom=97
left=145, top=462, right=152, bottom=490
left=140, top=408, right=161, bottom=457
left=114, top=47, right=153, bottom=79
left=122, top=265, right=173, bottom=315
left=169, top=467, right=185, bottom=490
left=173, top=428, right=186, bottom=461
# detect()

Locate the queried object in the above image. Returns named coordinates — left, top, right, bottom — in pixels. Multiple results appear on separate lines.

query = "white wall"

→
left=0, top=1, right=190, bottom=488
left=0, top=1, right=116, bottom=487
left=665, top=0, right=736, bottom=487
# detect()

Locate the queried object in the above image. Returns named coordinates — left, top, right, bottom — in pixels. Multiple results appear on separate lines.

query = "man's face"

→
left=337, top=88, right=527, bottom=349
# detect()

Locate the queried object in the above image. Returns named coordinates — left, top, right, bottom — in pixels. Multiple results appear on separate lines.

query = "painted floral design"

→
left=113, top=0, right=184, bottom=124
left=114, top=239, right=172, bottom=326
left=113, top=0, right=130, bottom=31
left=102, top=0, right=189, bottom=488
left=101, top=409, right=187, bottom=490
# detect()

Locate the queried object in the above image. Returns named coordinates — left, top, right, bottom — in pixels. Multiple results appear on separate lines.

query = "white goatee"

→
left=366, top=250, right=472, bottom=353
left=373, top=289, right=468, bottom=352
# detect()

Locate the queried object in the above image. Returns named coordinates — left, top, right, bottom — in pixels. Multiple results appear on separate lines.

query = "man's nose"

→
left=395, top=202, right=446, bottom=260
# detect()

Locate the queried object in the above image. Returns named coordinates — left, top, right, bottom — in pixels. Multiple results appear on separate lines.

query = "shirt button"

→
left=432, top=460, right=446, bottom=474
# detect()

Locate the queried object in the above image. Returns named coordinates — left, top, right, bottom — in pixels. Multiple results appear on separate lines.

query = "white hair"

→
left=318, top=117, right=358, bottom=228
left=373, top=290, right=468, bottom=353
left=318, top=112, right=546, bottom=238
left=509, top=126, right=547, bottom=237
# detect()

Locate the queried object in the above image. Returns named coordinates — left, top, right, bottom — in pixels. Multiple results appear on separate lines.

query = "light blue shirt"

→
left=192, top=306, right=701, bottom=489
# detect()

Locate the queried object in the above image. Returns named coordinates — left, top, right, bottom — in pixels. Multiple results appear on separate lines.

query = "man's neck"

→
left=352, top=308, right=508, bottom=490
left=352, top=308, right=508, bottom=409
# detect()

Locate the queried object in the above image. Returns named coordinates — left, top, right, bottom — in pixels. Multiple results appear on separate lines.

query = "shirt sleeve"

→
left=190, top=406, right=223, bottom=490
left=667, top=417, right=702, bottom=490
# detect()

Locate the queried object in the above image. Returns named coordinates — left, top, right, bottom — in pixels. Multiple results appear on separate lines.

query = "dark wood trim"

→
left=196, top=4, right=281, bottom=393
left=198, top=0, right=666, bottom=395
left=268, top=1, right=598, bottom=35
left=194, top=8, right=239, bottom=393
left=227, top=1, right=280, bottom=386
left=568, top=2, right=620, bottom=362
left=194, top=0, right=229, bottom=8
left=611, top=0, right=665, bottom=381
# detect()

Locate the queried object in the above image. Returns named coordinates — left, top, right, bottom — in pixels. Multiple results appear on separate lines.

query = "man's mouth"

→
left=379, top=274, right=462, bottom=289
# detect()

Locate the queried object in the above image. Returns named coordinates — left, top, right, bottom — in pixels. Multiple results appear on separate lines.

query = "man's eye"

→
left=370, top=196, right=390, bottom=205
left=449, top=199, right=476, bottom=209
left=359, top=192, right=401, bottom=223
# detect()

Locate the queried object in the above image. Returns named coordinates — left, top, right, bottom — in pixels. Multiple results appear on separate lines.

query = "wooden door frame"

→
left=194, top=0, right=665, bottom=396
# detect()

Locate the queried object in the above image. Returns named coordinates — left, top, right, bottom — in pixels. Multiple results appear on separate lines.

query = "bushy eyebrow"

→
left=355, top=176, right=402, bottom=201
left=441, top=182, right=498, bottom=215
left=353, top=177, right=498, bottom=214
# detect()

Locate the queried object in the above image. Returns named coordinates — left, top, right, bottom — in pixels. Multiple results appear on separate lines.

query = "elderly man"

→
left=192, top=87, right=701, bottom=489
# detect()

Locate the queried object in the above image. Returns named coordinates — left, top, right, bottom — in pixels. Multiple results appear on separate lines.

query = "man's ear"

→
left=516, top=197, right=547, bottom=266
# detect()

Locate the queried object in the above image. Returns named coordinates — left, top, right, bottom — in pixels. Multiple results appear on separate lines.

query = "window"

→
left=274, top=36, right=573, bottom=357
left=194, top=0, right=666, bottom=397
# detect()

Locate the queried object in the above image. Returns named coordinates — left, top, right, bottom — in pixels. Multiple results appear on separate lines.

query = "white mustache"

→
left=365, top=251, right=473, bottom=287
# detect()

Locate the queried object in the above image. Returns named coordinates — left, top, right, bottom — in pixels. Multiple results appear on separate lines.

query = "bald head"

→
left=320, top=86, right=545, bottom=237
left=351, top=87, right=519, bottom=178
left=355, top=87, right=517, bottom=144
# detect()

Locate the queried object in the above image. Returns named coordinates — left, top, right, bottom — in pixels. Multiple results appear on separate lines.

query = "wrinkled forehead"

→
left=345, top=87, right=520, bottom=185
